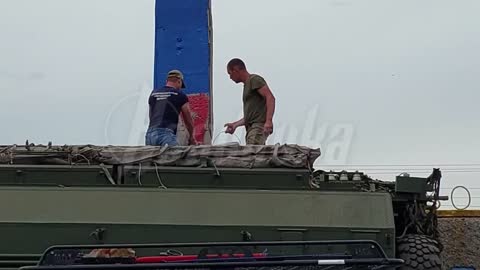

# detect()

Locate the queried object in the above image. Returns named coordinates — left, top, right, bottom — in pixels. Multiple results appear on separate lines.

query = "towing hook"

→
left=427, top=195, right=449, bottom=201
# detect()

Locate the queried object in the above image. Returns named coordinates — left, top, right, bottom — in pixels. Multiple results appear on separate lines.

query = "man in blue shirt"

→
left=145, top=70, right=198, bottom=146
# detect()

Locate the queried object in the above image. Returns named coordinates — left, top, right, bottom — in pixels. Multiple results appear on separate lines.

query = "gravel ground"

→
left=438, top=217, right=480, bottom=269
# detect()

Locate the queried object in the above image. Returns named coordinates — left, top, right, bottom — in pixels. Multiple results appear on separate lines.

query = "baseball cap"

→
left=167, top=69, right=186, bottom=88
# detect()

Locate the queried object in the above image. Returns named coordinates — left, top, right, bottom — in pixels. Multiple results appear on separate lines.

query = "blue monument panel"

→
left=153, top=0, right=212, bottom=144
left=154, top=0, right=211, bottom=95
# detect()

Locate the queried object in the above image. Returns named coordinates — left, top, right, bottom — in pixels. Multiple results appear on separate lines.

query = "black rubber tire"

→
left=397, top=234, right=442, bottom=270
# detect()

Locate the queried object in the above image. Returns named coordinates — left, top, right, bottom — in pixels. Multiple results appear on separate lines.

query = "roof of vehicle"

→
left=0, top=142, right=321, bottom=169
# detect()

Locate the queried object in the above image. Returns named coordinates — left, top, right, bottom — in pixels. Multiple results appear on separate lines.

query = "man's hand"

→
left=263, top=120, right=273, bottom=135
left=224, top=122, right=238, bottom=134
left=180, top=103, right=197, bottom=145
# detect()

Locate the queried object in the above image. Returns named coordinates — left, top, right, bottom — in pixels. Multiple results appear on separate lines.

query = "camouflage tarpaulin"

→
left=0, top=143, right=321, bottom=169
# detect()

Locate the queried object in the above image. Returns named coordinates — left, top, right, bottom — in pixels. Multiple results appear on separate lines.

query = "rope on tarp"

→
left=154, top=163, right=168, bottom=189
left=212, top=130, right=242, bottom=145
left=70, top=154, right=91, bottom=165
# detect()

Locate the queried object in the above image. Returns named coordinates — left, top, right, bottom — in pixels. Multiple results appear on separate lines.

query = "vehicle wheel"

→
left=397, top=234, right=442, bottom=270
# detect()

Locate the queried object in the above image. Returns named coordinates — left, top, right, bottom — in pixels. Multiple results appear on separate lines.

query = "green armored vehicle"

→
left=0, top=142, right=446, bottom=270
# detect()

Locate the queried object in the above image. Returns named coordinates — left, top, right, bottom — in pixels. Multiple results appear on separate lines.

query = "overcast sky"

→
left=1, top=0, right=479, bottom=209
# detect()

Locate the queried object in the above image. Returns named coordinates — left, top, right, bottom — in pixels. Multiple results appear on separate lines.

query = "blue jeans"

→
left=145, top=127, right=178, bottom=146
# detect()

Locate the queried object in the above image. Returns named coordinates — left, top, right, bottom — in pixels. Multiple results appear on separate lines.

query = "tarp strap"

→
left=100, top=163, right=116, bottom=185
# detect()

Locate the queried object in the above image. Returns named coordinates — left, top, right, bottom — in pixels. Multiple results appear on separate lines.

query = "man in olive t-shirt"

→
left=224, top=58, right=276, bottom=145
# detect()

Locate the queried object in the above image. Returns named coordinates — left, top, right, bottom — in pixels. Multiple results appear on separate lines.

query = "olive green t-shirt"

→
left=243, top=74, right=267, bottom=125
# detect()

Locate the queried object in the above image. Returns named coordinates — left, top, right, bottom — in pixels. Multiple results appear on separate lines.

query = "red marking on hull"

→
left=136, top=253, right=266, bottom=263
left=187, top=93, right=210, bottom=143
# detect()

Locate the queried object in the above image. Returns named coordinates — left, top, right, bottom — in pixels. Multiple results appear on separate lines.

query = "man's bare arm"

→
left=180, top=103, right=197, bottom=144
left=258, top=85, right=276, bottom=125
left=234, top=118, right=245, bottom=127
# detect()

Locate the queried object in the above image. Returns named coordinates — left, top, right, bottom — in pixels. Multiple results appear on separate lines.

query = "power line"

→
left=320, top=163, right=480, bottom=167
left=357, top=170, right=480, bottom=175
left=441, top=187, right=480, bottom=190
left=345, top=168, right=480, bottom=171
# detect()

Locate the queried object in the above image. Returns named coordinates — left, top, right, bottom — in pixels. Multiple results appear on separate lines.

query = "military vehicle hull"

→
left=0, top=186, right=395, bottom=259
